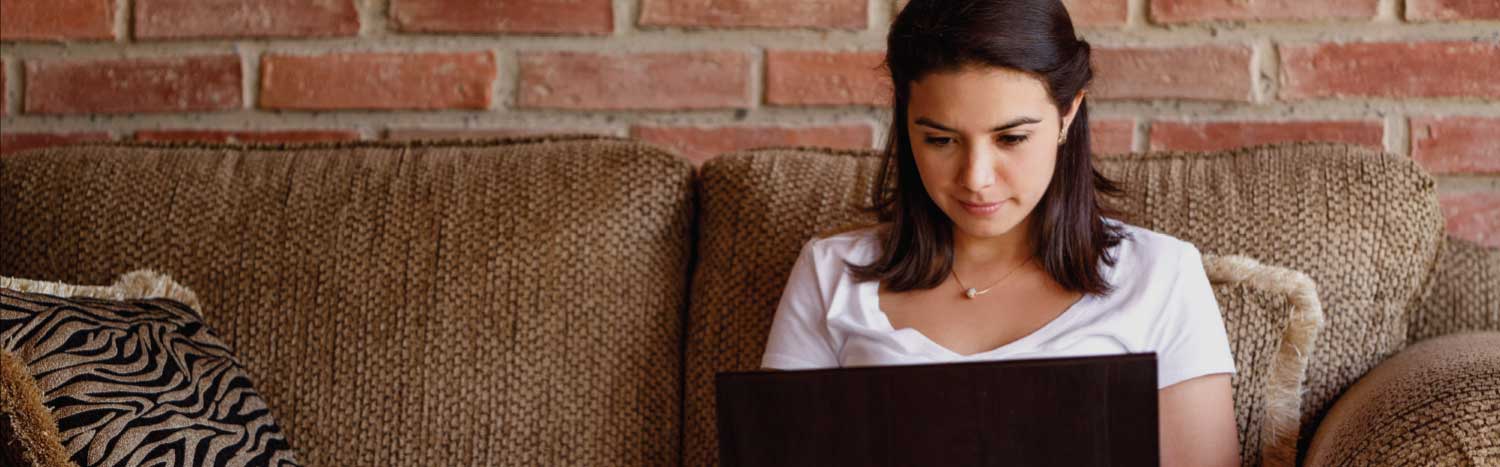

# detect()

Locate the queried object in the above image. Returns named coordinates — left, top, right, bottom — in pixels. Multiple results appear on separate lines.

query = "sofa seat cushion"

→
left=0, top=271, right=300, bottom=466
left=0, top=136, right=696, bottom=466
left=1304, top=331, right=1500, bottom=467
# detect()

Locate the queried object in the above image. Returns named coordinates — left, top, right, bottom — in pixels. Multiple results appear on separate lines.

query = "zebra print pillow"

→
left=0, top=282, right=300, bottom=466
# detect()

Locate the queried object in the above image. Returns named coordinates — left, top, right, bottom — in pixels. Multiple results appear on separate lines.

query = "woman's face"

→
left=906, top=66, right=1082, bottom=244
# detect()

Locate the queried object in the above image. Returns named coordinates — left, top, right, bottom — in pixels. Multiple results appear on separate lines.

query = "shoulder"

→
left=803, top=222, right=886, bottom=265
left=1103, top=218, right=1206, bottom=284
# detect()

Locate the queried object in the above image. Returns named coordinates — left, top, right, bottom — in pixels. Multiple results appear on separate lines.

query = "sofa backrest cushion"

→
left=0, top=136, right=696, bottom=467
left=1408, top=235, right=1500, bottom=343
left=684, top=142, right=1443, bottom=465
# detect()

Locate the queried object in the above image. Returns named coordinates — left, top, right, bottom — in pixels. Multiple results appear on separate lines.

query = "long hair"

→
left=845, top=0, right=1128, bottom=296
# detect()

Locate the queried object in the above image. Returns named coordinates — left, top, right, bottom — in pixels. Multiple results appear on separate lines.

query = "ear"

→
left=1060, top=91, right=1087, bottom=136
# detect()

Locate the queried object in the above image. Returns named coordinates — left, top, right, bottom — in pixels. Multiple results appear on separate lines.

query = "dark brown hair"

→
left=845, top=0, right=1128, bottom=296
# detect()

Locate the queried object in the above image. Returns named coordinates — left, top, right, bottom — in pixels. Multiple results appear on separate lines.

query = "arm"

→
left=1159, top=373, right=1240, bottom=467
left=760, top=238, right=840, bottom=370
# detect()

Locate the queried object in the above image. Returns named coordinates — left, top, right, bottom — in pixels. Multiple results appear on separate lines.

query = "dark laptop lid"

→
left=715, top=353, right=1158, bottom=467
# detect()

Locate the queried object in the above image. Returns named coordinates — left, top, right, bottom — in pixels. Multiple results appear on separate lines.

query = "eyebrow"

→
left=915, top=116, right=1042, bottom=133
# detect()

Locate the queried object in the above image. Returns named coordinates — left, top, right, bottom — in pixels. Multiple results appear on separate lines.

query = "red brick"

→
left=385, top=128, right=617, bottom=141
left=1091, top=46, right=1252, bottom=101
left=766, top=50, right=889, bottom=106
left=0, top=0, right=114, bottom=41
left=391, top=0, right=612, bottom=35
left=1062, top=0, right=1128, bottom=27
left=898, top=0, right=1125, bottom=27
left=260, top=52, right=496, bottom=110
left=632, top=124, right=873, bottom=164
left=1152, top=0, right=1376, bottom=23
left=1281, top=41, right=1500, bottom=100
left=26, top=56, right=242, bottom=115
left=134, top=0, right=359, bottom=39
left=0, top=132, right=111, bottom=156
left=1409, top=0, right=1500, bottom=20
left=1090, top=119, right=1134, bottom=155
left=517, top=51, right=751, bottom=110
left=1149, top=120, right=1383, bottom=152
left=641, top=0, right=865, bottom=29
left=1411, top=117, right=1500, bottom=175
left=1439, top=192, right=1499, bottom=248
left=134, top=129, right=361, bottom=143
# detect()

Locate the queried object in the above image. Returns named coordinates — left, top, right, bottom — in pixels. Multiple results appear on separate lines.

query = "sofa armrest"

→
left=1408, top=236, right=1500, bottom=342
left=1304, top=332, right=1500, bottom=466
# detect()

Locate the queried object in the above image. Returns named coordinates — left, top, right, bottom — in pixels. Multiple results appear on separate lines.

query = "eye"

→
left=998, top=134, right=1029, bottom=146
left=923, top=136, right=954, bottom=147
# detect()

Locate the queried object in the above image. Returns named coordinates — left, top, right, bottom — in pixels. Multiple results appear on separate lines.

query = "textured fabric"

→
left=1203, top=255, right=1324, bottom=467
left=1409, top=235, right=1500, bottom=343
left=1, top=272, right=299, bottom=466
left=1092, top=142, right=1444, bottom=454
left=686, top=143, right=1376, bottom=466
left=1, top=348, right=71, bottom=467
left=757, top=219, right=1239, bottom=391
left=0, top=136, right=696, bottom=466
left=1304, top=331, right=1500, bottom=467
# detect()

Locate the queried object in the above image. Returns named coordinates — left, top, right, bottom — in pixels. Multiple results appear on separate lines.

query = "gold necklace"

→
left=952, top=256, right=1030, bottom=299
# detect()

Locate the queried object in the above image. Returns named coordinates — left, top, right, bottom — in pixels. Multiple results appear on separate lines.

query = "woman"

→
left=759, top=0, right=1240, bottom=465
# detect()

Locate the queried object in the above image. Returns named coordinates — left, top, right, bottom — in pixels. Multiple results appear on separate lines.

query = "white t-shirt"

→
left=760, top=217, right=1237, bottom=390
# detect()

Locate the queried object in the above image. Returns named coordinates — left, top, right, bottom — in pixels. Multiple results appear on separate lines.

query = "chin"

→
left=948, top=212, right=1024, bottom=239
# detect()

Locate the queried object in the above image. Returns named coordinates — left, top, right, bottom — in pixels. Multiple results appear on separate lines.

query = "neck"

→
left=951, top=217, right=1033, bottom=270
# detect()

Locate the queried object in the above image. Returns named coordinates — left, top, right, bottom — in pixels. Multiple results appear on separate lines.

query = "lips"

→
left=958, top=199, right=1004, bottom=216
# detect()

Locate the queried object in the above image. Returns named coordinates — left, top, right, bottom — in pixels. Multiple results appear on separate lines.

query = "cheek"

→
left=1011, top=146, right=1061, bottom=196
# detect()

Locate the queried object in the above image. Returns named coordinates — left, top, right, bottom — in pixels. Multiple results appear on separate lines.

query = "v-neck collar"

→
left=865, top=280, right=1094, bottom=358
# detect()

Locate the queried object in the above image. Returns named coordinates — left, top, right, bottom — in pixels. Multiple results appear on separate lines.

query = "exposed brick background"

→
left=1411, top=117, right=1500, bottom=175
left=133, top=129, right=361, bottom=143
left=0, top=0, right=1495, bottom=246
left=1280, top=41, right=1500, bottom=99
left=1407, top=0, right=1500, bottom=21
left=0, top=132, right=112, bottom=155
left=0, top=0, right=115, bottom=41
left=260, top=52, right=496, bottom=110
left=134, top=0, right=360, bottom=39
left=25, top=56, right=242, bottom=114
left=632, top=124, right=873, bottom=164
left=1151, top=0, right=1378, bottom=23
left=766, top=50, right=889, bottom=106
left=517, top=51, right=751, bottom=110
left=392, top=0, right=613, bottom=35
left=1091, top=46, right=1253, bottom=101
left=1090, top=119, right=1135, bottom=155
left=1149, top=120, right=1384, bottom=152
left=1439, top=192, right=1500, bottom=247
left=640, top=0, right=867, bottom=29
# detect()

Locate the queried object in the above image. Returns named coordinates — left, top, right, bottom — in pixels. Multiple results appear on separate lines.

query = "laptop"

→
left=715, top=353, right=1158, bottom=467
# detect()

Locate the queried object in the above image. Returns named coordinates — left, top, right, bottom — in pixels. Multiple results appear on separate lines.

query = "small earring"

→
left=1058, top=135, right=1067, bottom=145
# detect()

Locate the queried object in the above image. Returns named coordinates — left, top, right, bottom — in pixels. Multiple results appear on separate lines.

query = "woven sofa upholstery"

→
left=1, top=138, right=1496, bottom=467
left=684, top=142, right=1463, bottom=466
left=0, top=136, right=695, bottom=466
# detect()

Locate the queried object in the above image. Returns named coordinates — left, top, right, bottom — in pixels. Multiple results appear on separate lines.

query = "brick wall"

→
left=0, top=0, right=1495, bottom=245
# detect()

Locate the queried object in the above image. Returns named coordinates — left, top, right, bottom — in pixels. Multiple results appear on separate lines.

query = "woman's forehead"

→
left=907, top=67, right=1057, bottom=126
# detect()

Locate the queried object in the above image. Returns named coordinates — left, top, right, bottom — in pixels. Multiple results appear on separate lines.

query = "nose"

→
left=958, top=144, right=997, bottom=192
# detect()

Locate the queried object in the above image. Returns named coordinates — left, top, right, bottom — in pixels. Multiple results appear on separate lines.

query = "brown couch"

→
left=1, top=135, right=1496, bottom=466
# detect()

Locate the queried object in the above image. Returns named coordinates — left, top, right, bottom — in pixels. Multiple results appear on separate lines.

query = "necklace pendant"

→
left=964, top=288, right=978, bottom=299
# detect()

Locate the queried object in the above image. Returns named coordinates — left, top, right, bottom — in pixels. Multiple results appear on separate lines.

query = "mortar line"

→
left=115, top=0, right=131, bottom=42
left=1135, top=119, right=1151, bottom=153
left=1127, top=0, right=1151, bottom=30
left=1391, top=114, right=1413, bottom=157
left=2, top=57, right=17, bottom=117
